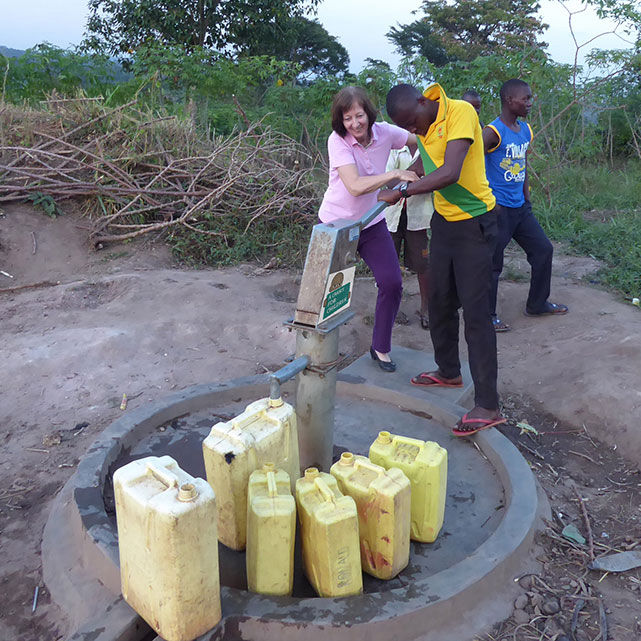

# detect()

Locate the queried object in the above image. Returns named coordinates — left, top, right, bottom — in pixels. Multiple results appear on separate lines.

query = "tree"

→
left=83, top=0, right=320, bottom=64
left=387, top=0, right=547, bottom=63
left=355, top=59, right=398, bottom=109
left=237, top=17, right=349, bottom=77
left=387, top=19, right=449, bottom=65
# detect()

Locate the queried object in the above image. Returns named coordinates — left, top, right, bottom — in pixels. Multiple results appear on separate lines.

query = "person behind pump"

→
left=379, top=83, right=505, bottom=437
left=483, top=78, right=568, bottom=332
left=462, top=89, right=483, bottom=126
left=384, top=145, right=433, bottom=330
left=318, top=86, right=420, bottom=372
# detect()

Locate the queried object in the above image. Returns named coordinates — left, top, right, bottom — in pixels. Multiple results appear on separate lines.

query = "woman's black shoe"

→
left=370, top=347, right=397, bottom=372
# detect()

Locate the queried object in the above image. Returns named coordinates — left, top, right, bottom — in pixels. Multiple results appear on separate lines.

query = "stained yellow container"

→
left=246, top=463, right=296, bottom=596
left=113, top=455, right=221, bottom=641
left=369, top=431, right=448, bottom=543
left=295, top=468, right=362, bottom=597
left=202, top=396, right=299, bottom=550
left=330, top=452, right=410, bottom=579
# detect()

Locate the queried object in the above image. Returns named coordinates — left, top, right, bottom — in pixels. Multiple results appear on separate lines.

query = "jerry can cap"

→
left=376, top=431, right=392, bottom=444
left=177, top=483, right=198, bottom=502
left=339, top=452, right=355, bottom=466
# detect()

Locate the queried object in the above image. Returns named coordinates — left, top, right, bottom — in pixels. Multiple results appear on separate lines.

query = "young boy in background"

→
left=483, top=79, right=568, bottom=331
left=385, top=145, right=433, bottom=329
left=462, top=89, right=483, bottom=125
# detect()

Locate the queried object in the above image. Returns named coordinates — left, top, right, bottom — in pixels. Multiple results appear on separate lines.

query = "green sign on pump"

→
left=321, top=267, right=355, bottom=322
left=323, top=283, right=351, bottom=319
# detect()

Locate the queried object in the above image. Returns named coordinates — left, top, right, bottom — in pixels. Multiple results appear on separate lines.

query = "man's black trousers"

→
left=428, top=209, right=499, bottom=410
left=490, top=201, right=554, bottom=315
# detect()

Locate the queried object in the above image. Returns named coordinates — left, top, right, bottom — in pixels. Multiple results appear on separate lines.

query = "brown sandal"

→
left=410, top=372, right=463, bottom=388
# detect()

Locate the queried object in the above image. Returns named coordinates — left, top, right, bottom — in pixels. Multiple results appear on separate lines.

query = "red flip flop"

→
left=452, top=413, right=507, bottom=437
left=411, top=372, right=464, bottom=388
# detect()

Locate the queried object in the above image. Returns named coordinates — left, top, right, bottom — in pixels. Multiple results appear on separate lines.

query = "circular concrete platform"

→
left=43, top=349, right=542, bottom=641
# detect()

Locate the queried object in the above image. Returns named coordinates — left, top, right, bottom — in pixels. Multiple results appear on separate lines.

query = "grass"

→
left=169, top=214, right=316, bottom=269
left=533, top=160, right=641, bottom=298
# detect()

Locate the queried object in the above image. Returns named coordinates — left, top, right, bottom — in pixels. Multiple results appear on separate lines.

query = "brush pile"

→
left=0, top=96, right=320, bottom=248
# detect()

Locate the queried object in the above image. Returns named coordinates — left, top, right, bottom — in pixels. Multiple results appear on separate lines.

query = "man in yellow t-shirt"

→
left=379, top=83, right=504, bottom=437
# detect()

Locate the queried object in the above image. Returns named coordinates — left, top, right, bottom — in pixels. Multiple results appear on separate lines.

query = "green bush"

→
left=1, top=44, right=120, bottom=102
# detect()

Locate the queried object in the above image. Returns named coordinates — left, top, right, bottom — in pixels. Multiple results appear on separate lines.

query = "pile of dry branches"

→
left=0, top=96, right=320, bottom=246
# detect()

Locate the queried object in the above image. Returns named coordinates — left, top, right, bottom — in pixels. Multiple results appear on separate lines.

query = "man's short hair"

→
left=462, top=89, right=480, bottom=101
left=330, top=86, right=378, bottom=138
left=386, top=84, right=423, bottom=119
left=499, top=79, right=529, bottom=105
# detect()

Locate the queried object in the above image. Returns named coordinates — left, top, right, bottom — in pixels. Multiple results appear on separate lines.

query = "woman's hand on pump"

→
left=378, top=168, right=419, bottom=205
left=394, top=169, right=419, bottom=182
left=337, top=165, right=418, bottom=197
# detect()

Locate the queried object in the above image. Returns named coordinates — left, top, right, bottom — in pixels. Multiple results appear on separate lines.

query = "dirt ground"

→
left=1, top=202, right=640, bottom=641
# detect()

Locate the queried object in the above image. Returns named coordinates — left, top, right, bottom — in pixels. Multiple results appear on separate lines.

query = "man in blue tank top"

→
left=484, top=79, right=568, bottom=332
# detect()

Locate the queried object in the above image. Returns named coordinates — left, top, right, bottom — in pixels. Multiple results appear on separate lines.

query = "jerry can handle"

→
left=228, top=414, right=261, bottom=447
left=219, top=417, right=256, bottom=450
left=230, top=399, right=272, bottom=433
left=314, top=477, right=336, bottom=504
left=230, top=412, right=259, bottom=432
left=146, top=462, right=179, bottom=489
left=354, top=457, right=385, bottom=477
left=267, top=470, right=278, bottom=498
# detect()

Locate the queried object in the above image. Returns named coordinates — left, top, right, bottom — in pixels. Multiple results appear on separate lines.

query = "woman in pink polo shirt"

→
left=319, top=86, right=419, bottom=372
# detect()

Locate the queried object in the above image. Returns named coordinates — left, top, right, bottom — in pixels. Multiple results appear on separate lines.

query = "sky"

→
left=1, top=0, right=635, bottom=72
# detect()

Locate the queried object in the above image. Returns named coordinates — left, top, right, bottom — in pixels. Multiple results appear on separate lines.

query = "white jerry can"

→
left=113, top=455, right=221, bottom=641
left=202, top=396, right=300, bottom=550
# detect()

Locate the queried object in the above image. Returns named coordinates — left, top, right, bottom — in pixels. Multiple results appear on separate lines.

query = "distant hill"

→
left=0, top=45, right=26, bottom=58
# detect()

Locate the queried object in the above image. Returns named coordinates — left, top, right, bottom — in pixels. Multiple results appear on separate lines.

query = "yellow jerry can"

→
left=246, top=463, right=296, bottom=596
left=369, top=430, right=448, bottom=543
left=295, top=468, right=362, bottom=597
left=113, top=455, right=221, bottom=641
left=330, top=452, right=410, bottom=579
left=202, top=396, right=299, bottom=550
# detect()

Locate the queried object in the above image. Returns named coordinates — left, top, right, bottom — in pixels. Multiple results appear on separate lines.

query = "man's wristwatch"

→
left=398, top=182, right=409, bottom=198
